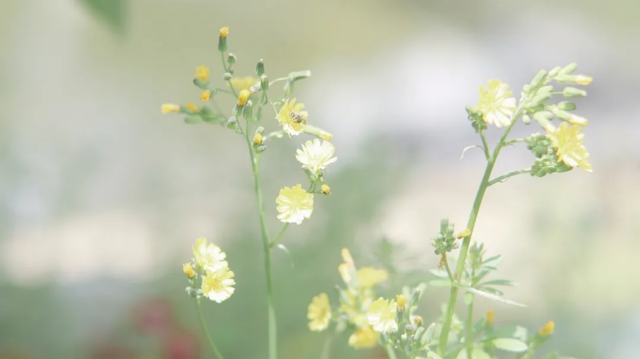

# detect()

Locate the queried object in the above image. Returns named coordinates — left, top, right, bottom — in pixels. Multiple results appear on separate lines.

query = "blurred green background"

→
left=1, top=0, right=639, bottom=358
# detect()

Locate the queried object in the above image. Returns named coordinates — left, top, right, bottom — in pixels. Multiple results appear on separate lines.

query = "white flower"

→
left=476, top=80, right=517, bottom=127
left=367, top=298, right=398, bottom=333
left=275, top=184, right=314, bottom=225
left=295, top=139, right=337, bottom=175
left=193, top=237, right=228, bottom=272
left=201, top=267, right=236, bottom=303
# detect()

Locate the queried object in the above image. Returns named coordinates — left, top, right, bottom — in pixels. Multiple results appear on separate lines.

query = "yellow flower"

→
left=486, top=311, right=495, bottom=326
left=275, top=184, right=314, bottom=224
left=230, top=76, right=259, bottom=92
left=396, top=295, right=406, bottom=310
left=307, top=293, right=331, bottom=331
left=201, top=89, right=211, bottom=102
left=357, top=267, right=388, bottom=288
left=321, top=184, right=331, bottom=195
left=295, top=139, right=337, bottom=175
left=182, top=263, right=195, bottom=278
left=476, top=80, right=517, bottom=127
left=338, top=248, right=356, bottom=284
left=186, top=102, right=199, bottom=112
left=192, top=237, right=228, bottom=272
left=195, top=66, right=210, bottom=82
left=457, top=228, right=471, bottom=239
left=253, top=133, right=263, bottom=145
left=277, top=98, right=308, bottom=136
left=219, top=27, right=229, bottom=38
left=201, top=267, right=235, bottom=303
left=161, top=104, right=180, bottom=114
left=367, top=298, right=398, bottom=333
left=237, top=89, right=251, bottom=106
left=348, top=325, right=379, bottom=349
left=548, top=122, right=592, bottom=172
left=538, top=321, right=554, bottom=336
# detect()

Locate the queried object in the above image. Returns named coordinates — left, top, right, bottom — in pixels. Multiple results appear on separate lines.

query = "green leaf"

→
left=482, top=255, right=502, bottom=268
left=77, top=0, right=126, bottom=34
left=483, top=325, right=528, bottom=341
left=421, top=322, right=436, bottom=346
left=455, top=348, right=490, bottom=359
left=429, top=279, right=452, bottom=287
left=427, top=352, right=443, bottom=359
left=430, top=268, right=450, bottom=278
left=480, top=279, right=516, bottom=287
left=463, top=292, right=474, bottom=305
left=491, top=338, right=528, bottom=352
left=463, top=287, right=526, bottom=307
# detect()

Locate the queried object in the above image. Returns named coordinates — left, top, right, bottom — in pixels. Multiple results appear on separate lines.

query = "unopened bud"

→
left=253, top=133, right=263, bottom=145
left=260, top=74, right=269, bottom=91
left=218, top=27, right=229, bottom=52
left=396, top=294, right=407, bottom=310
left=200, top=89, right=211, bottom=102
left=557, top=101, right=576, bottom=111
left=193, top=78, right=208, bottom=89
left=243, top=100, right=254, bottom=119
left=161, top=103, right=181, bottom=114
left=573, top=75, right=593, bottom=85
left=457, top=229, right=471, bottom=239
left=255, top=59, right=265, bottom=76
left=522, top=115, right=531, bottom=125
left=182, top=263, right=196, bottom=278
left=223, top=72, right=233, bottom=81
left=562, top=87, right=587, bottom=98
left=321, top=184, right=331, bottom=195
left=548, top=66, right=562, bottom=77
left=560, top=62, right=577, bottom=75
left=227, top=53, right=237, bottom=65
left=538, top=321, right=554, bottom=336
left=529, top=69, right=547, bottom=89
left=412, top=315, right=423, bottom=327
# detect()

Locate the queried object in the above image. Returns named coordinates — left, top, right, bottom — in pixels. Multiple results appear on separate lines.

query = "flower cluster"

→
left=308, top=248, right=395, bottom=349
left=183, top=238, right=235, bottom=303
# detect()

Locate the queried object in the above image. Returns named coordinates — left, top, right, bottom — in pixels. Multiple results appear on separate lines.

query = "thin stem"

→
left=385, top=344, right=398, bottom=359
left=195, top=298, right=224, bottom=359
left=319, top=332, right=334, bottom=359
left=220, top=51, right=239, bottom=98
left=465, top=299, right=474, bottom=359
left=488, top=168, right=532, bottom=187
left=244, top=121, right=278, bottom=359
left=437, top=107, right=523, bottom=356
left=269, top=224, right=290, bottom=249
left=443, top=255, right=455, bottom=283
left=479, top=131, right=491, bottom=161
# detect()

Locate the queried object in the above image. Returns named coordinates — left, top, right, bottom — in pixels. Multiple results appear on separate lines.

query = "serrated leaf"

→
left=276, top=244, right=294, bottom=269
left=429, top=279, right=453, bottom=287
left=430, top=268, right=450, bottom=278
left=463, top=287, right=526, bottom=307
left=491, top=338, right=527, bottom=352
left=480, top=279, right=516, bottom=287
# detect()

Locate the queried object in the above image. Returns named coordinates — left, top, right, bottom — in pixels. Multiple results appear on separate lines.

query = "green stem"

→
left=479, top=131, right=491, bottom=161
left=221, top=51, right=239, bottom=98
left=195, top=298, right=224, bottom=359
left=245, top=123, right=278, bottom=359
left=437, top=109, right=522, bottom=356
left=269, top=224, right=290, bottom=249
left=319, top=332, right=334, bottom=359
left=465, top=301, right=474, bottom=359
left=488, top=168, right=532, bottom=186
left=385, top=344, right=398, bottom=359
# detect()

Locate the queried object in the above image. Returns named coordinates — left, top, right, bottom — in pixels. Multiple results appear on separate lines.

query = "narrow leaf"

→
left=464, top=287, right=526, bottom=307
left=491, top=338, right=528, bottom=352
left=480, top=279, right=516, bottom=287
left=276, top=244, right=294, bottom=269
left=429, top=279, right=453, bottom=287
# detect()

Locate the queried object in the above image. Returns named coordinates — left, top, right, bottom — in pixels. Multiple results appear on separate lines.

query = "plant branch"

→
left=195, top=298, right=224, bottom=359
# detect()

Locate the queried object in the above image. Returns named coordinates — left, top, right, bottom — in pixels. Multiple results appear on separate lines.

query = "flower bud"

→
left=533, top=111, right=555, bottom=133
left=253, top=133, right=263, bottom=145
left=412, top=315, right=423, bottom=327
left=185, top=102, right=199, bottom=113
left=227, top=53, right=237, bottom=66
left=396, top=294, right=407, bottom=310
left=218, top=27, right=228, bottom=52
left=321, top=184, right=331, bottom=195
left=457, top=228, right=470, bottom=239
left=255, top=144, right=267, bottom=153
left=223, top=72, right=233, bottom=81
left=237, top=89, right=251, bottom=106
left=182, top=263, right=196, bottom=278
left=200, top=89, right=211, bottom=102
left=557, top=101, right=576, bottom=111
left=226, top=116, right=238, bottom=129
left=529, top=69, right=547, bottom=89
left=195, top=66, right=210, bottom=82
left=522, top=115, right=531, bottom=125
left=560, top=62, right=577, bottom=75
left=161, top=103, right=180, bottom=114
left=260, top=74, right=269, bottom=91
left=548, top=66, right=561, bottom=77
left=562, top=87, right=587, bottom=98
left=573, top=75, right=592, bottom=85
left=193, top=78, right=208, bottom=90
left=538, top=321, right=554, bottom=336
left=255, top=59, right=265, bottom=76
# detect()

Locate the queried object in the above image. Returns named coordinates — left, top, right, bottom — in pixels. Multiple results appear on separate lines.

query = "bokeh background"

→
left=1, top=0, right=639, bottom=358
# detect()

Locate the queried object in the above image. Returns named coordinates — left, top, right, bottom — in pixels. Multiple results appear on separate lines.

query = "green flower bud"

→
left=548, top=66, right=562, bottom=77
left=193, top=78, right=209, bottom=90
left=526, top=133, right=551, bottom=158
left=260, top=74, right=269, bottom=91
left=533, top=111, right=555, bottom=132
left=523, top=115, right=531, bottom=125
left=255, top=59, right=265, bottom=76
left=243, top=100, right=254, bottom=120
left=227, top=53, right=237, bottom=65
left=184, top=115, right=201, bottom=124
left=562, top=87, right=587, bottom=98
left=218, top=27, right=228, bottom=52
left=223, top=72, right=233, bottom=81
left=466, top=106, right=487, bottom=133
left=529, top=69, right=548, bottom=89
left=226, top=116, right=238, bottom=129
left=557, top=101, right=576, bottom=111
left=255, top=144, right=267, bottom=153
left=560, top=62, right=578, bottom=75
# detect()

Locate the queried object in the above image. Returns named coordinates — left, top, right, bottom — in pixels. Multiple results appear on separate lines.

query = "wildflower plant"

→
left=162, top=25, right=592, bottom=359
left=163, top=27, right=335, bottom=359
